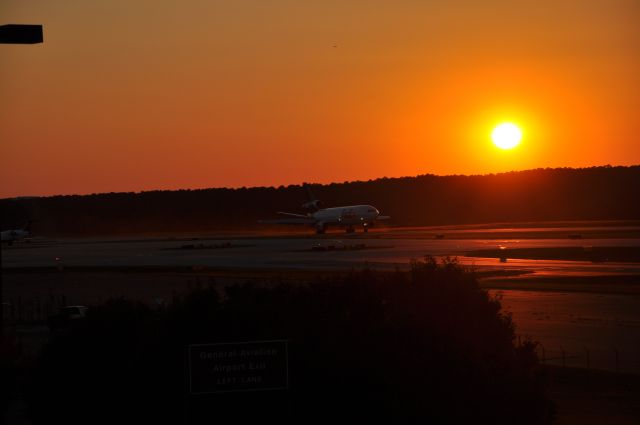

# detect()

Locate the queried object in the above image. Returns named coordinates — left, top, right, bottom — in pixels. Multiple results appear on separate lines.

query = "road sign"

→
left=188, top=340, right=289, bottom=394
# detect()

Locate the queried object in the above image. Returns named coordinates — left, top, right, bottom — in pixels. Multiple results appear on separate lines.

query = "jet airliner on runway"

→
left=261, top=185, right=390, bottom=234
left=1, top=221, right=32, bottom=245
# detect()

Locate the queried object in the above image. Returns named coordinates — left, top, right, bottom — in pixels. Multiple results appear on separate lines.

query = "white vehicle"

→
left=261, top=185, right=390, bottom=234
left=48, top=305, right=88, bottom=331
left=1, top=220, right=31, bottom=245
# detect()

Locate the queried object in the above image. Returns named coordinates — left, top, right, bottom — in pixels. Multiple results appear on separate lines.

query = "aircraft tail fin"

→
left=301, top=183, right=323, bottom=211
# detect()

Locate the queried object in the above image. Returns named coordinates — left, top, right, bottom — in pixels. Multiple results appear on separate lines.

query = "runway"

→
left=3, top=223, right=640, bottom=374
left=3, top=226, right=640, bottom=278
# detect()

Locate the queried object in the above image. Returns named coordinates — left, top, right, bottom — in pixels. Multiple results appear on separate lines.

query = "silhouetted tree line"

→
left=25, top=259, right=553, bottom=424
left=2, top=166, right=638, bottom=235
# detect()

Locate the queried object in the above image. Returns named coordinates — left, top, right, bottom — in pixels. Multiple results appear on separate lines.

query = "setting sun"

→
left=491, top=123, right=522, bottom=150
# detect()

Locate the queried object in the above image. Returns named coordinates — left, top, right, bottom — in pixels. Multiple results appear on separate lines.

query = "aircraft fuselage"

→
left=311, top=205, right=382, bottom=233
left=313, top=205, right=379, bottom=225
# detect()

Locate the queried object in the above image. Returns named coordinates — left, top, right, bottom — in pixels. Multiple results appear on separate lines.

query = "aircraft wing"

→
left=256, top=212, right=316, bottom=225
left=277, top=212, right=311, bottom=218
left=258, top=211, right=317, bottom=225
left=259, top=217, right=317, bottom=225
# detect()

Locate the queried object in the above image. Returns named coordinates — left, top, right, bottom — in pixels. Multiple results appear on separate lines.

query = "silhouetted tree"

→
left=27, top=260, right=553, bottom=424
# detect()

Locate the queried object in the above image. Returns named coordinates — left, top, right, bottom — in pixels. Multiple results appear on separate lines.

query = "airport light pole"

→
left=1, top=23, right=43, bottom=338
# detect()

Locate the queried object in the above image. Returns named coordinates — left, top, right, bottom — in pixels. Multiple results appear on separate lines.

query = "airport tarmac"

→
left=3, top=223, right=640, bottom=373
left=492, top=289, right=640, bottom=373
left=3, top=226, right=640, bottom=275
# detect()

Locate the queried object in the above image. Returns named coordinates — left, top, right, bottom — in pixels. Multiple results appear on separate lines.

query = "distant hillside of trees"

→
left=2, top=166, right=639, bottom=236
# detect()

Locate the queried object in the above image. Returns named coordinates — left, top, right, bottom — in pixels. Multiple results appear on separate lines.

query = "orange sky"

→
left=2, top=1, right=639, bottom=197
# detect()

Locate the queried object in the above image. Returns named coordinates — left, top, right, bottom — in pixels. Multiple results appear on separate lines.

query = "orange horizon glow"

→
left=1, top=1, right=639, bottom=198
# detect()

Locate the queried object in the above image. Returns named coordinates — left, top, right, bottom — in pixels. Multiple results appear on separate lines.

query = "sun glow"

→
left=491, top=123, right=522, bottom=149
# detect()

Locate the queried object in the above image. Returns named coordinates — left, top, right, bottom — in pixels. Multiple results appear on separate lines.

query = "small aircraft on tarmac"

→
left=261, top=185, right=390, bottom=234
left=1, top=220, right=32, bottom=245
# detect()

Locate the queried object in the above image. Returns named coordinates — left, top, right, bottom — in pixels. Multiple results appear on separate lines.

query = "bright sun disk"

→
left=491, top=123, right=522, bottom=149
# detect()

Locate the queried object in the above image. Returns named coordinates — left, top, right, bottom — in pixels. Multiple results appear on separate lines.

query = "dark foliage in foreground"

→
left=2, top=166, right=639, bottom=234
left=27, top=259, right=552, bottom=424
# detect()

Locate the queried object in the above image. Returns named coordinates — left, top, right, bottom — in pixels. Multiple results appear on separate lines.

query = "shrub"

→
left=28, top=258, right=552, bottom=424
